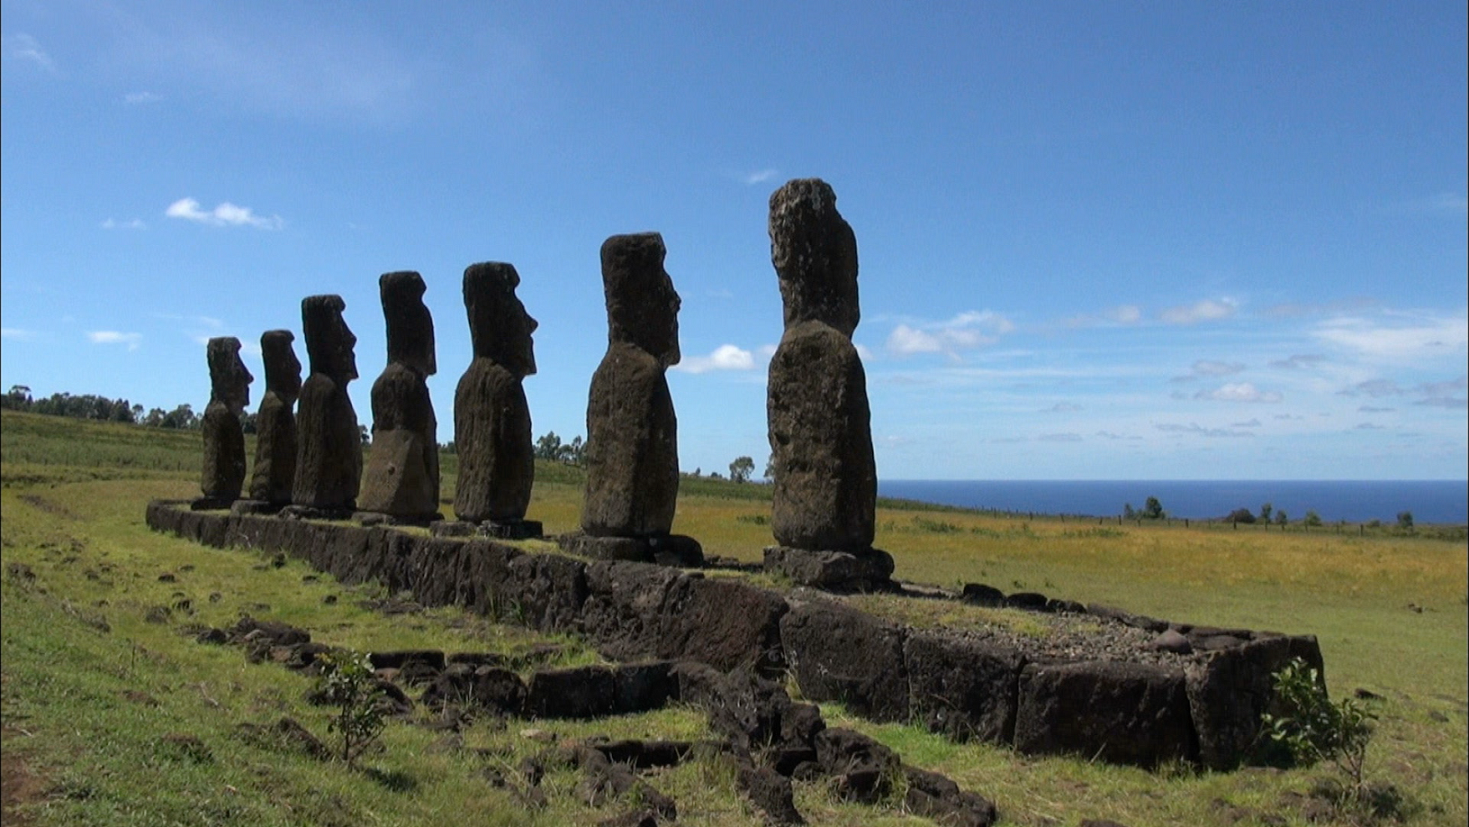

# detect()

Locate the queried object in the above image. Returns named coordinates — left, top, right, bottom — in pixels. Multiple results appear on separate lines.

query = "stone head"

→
left=768, top=178, right=860, bottom=336
left=463, top=261, right=538, bottom=378
left=380, top=271, right=436, bottom=376
left=600, top=232, right=681, bottom=367
left=301, top=294, right=358, bottom=382
left=206, top=336, right=252, bottom=414
left=260, top=329, right=302, bottom=404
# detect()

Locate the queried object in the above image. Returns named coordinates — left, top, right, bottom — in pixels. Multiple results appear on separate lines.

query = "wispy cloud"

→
left=3, top=34, right=55, bottom=71
left=1194, top=382, right=1283, bottom=403
left=1062, top=304, right=1142, bottom=329
left=741, top=169, right=778, bottom=186
left=166, top=197, right=283, bottom=229
left=1, top=328, right=38, bottom=341
left=1357, top=405, right=1396, bottom=413
left=1156, top=422, right=1254, bottom=438
left=1415, top=375, right=1468, bottom=408
left=87, top=331, right=143, bottom=351
left=1232, top=419, right=1262, bottom=428
left=1038, top=432, right=1083, bottom=442
left=1160, top=299, right=1237, bottom=325
left=1355, top=422, right=1386, bottom=430
left=1269, top=353, right=1326, bottom=370
left=123, top=91, right=163, bottom=105
left=886, top=310, right=1015, bottom=358
left=101, top=217, right=147, bottom=230
left=1313, top=313, right=1468, bottom=361
left=1172, top=359, right=1246, bottom=382
left=1046, top=402, right=1082, bottom=412
left=675, top=344, right=758, bottom=374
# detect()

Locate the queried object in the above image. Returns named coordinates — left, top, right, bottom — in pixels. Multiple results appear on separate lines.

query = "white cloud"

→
left=886, top=310, right=1015, bottom=358
left=1313, top=313, right=1468, bottom=361
left=1194, top=382, right=1283, bottom=403
left=1107, top=305, right=1142, bottom=324
left=1160, top=299, right=1237, bottom=325
left=1355, top=422, right=1385, bottom=430
left=3, top=34, right=55, bottom=71
left=124, top=91, right=163, bottom=105
left=1, top=328, right=37, bottom=341
left=1173, top=359, right=1246, bottom=382
left=675, top=344, right=757, bottom=374
left=1340, top=379, right=1403, bottom=398
left=166, top=197, right=284, bottom=229
left=87, top=331, right=142, bottom=351
left=1232, top=419, right=1262, bottom=428
left=1047, top=402, right=1082, bottom=412
left=101, top=218, right=147, bottom=230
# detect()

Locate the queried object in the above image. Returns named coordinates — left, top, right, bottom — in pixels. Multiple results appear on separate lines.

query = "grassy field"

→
left=2, top=409, right=1465, bottom=826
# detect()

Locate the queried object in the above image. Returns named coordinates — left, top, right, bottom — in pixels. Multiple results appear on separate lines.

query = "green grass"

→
left=2, top=409, right=1466, bottom=826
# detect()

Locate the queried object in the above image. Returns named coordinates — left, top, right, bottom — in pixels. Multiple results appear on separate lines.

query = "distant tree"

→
left=359, top=424, right=370, bottom=445
left=1259, top=502, right=1274, bottom=523
left=1275, top=510, right=1289, bottom=527
left=1122, top=502, right=1136, bottom=520
left=1304, top=510, right=1323, bottom=528
left=440, top=441, right=457, bottom=454
left=159, top=403, right=198, bottom=430
left=1396, top=511, right=1414, bottom=531
left=560, top=435, right=586, bottom=466
left=240, top=412, right=258, bottom=435
left=3, top=385, right=32, bottom=410
left=729, top=455, right=755, bottom=483
left=534, top=431, right=563, bottom=461
left=143, top=407, right=167, bottom=427
left=1142, top=496, right=1165, bottom=520
left=764, top=454, right=775, bottom=482
left=1227, top=507, right=1256, bottom=524
left=692, top=467, right=701, bottom=477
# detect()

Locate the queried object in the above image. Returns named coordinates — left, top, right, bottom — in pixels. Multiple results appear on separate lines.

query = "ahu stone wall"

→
left=146, top=500, right=1324, bottom=772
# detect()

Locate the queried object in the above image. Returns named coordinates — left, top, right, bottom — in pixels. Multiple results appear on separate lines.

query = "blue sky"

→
left=2, top=1, right=1465, bottom=481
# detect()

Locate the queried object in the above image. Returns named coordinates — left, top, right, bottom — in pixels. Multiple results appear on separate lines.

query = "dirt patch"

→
left=1, top=725, right=45, bottom=826
left=17, top=494, right=79, bottom=520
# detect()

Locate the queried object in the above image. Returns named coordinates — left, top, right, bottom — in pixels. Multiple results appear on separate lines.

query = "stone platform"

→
left=146, top=499, right=1325, bottom=771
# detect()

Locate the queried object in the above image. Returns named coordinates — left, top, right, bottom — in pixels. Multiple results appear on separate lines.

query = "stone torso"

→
left=581, top=342, right=679, bottom=537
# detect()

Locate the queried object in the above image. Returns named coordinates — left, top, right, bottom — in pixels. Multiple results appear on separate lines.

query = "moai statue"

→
left=448, top=262, right=541, bottom=538
left=196, top=337, right=252, bottom=509
left=357, top=271, right=442, bottom=524
left=287, top=294, right=362, bottom=519
left=558, top=233, right=703, bottom=566
left=233, top=330, right=301, bottom=514
left=763, top=179, right=891, bottom=590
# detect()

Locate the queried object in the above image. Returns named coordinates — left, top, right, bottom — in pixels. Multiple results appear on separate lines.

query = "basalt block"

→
left=903, top=631, right=1024, bottom=743
left=1185, top=633, right=1325, bottom=770
left=780, top=597, right=908, bottom=722
left=558, top=532, right=703, bottom=567
left=1014, top=660, right=1197, bottom=767
left=763, top=546, right=892, bottom=592
left=658, top=576, right=788, bottom=676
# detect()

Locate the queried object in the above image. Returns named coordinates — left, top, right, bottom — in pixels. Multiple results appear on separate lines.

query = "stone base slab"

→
left=278, top=505, right=355, bottom=521
left=559, top=533, right=705, bottom=567
left=191, top=496, right=238, bottom=511
left=354, top=511, right=444, bottom=528
left=764, top=546, right=895, bottom=592
left=229, top=499, right=286, bottom=516
left=431, top=519, right=545, bottom=540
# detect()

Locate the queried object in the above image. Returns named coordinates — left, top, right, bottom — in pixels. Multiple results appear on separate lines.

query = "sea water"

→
left=877, top=480, right=1469, bottom=524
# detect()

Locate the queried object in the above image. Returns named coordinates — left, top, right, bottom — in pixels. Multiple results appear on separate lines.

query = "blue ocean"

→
left=877, top=480, right=1469, bottom=525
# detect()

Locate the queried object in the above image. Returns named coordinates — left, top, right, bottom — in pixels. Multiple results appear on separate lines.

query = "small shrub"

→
left=736, top=513, right=769, bottom=526
left=315, top=650, right=386, bottom=767
left=1262, top=658, right=1377, bottom=807
left=911, top=516, right=963, bottom=534
left=1226, top=508, right=1256, bottom=524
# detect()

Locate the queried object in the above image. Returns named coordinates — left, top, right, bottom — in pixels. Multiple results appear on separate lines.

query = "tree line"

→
left=3, top=385, right=204, bottom=430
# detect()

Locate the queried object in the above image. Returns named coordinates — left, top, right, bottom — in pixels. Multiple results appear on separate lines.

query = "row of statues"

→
left=198, top=179, right=886, bottom=584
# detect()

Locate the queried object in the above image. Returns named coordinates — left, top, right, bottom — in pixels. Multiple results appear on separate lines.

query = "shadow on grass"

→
left=362, top=766, right=418, bottom=793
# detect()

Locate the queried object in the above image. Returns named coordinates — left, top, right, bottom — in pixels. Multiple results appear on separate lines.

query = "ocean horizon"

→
left=877, top=479, right=1469, bottom=525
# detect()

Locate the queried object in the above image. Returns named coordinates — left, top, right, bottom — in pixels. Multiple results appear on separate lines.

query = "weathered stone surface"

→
left=814, top=728, right=900, bottom=804
left=738, top=764, right=805, bottom=825
left=501, top=552, right=587, bottom=633
left=767, top=324, right=875, bottom=552
left=902, top=765, right=999, bottom=827
left=769, top=178, right=860, bottom=335
left=658, top=576, right=788, bottom=675
left=1014, top=661, right=1197, bottom=767
left=293, top=294, right=361, bottom=512
left=359, top=272, right=440, bottom=520
left=904, top=630, right=1024, bottom=743
left=526, top=665, right=617, bottom=718
left=581, top=233, right=682, bottom=540
left=579, top=560, right=684, bottom=661
left=558, top=533, right=703, bottom=566
left=454, top=262, right=537, bottom=524
left=200, top=337, right=252, bottom=503
left=960, top=583, right=1005, bottom=607
left=765, top=178, right=875, bottom=559
left=780, top=597, right=908, bottom=721
left=763, top=546, right=892, bottom=591
left=249, top=330, right=301, bottom=505
left=1185, top=634, right=1325, bottom=770
left=421, top=663, right=526, bottom=715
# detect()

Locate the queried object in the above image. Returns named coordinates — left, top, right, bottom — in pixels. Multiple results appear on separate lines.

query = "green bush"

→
left=1262, top=658, right=1376, bottom=804
left=315, top=650, right=387, bottom=767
